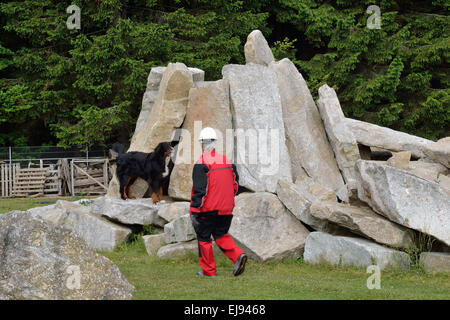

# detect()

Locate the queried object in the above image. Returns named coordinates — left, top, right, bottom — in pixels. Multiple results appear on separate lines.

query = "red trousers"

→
left=191, top=212, right=244, bottom=276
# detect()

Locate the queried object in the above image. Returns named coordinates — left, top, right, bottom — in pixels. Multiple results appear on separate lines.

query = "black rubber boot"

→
left=233, top=254, right=247, bottom=276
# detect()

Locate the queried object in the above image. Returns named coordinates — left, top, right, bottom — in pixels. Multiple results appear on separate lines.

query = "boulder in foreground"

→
left=0, top=211, right=135, bottom=300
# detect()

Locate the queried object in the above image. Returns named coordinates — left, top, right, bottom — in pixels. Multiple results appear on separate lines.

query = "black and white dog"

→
left=115, top=142, right=174, bottom=203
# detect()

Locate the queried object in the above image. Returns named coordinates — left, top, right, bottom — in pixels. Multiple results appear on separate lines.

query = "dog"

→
left=116, top=142, right=173, bottom=203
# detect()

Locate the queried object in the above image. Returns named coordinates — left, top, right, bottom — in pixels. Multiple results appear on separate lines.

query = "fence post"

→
left=71, top=160, right=75, bottom=196
left=9, top=146, right=12, bottom=165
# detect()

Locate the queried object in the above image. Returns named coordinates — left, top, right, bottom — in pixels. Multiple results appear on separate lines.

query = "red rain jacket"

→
left=189, top=149, right=239, bottom=215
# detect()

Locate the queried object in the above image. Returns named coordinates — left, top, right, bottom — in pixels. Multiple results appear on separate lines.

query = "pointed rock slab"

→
left=0, top=211, right=135, bottom=299
left=304, top=232, right=410, bottom=270
left=317, top=85, right=360, bottom=192
left=229, top=192, right=309, bottom=262
left=108, top=62, right=195, bottom=198
left=168, top=79, right=233, bottom=200
left=89, top=195, right=166, bottom=227
left=132, top=66, right=166, bottom=143
left=269, top=59, right=345, bottom=191
left=309, top=201, right=413, bottom=248
left=164, top=214, right=196, bottom=244
left=222, top=64, right=292, bottom=192
left=345, top=118, right=435, bottom=159
left=129, top=63, right=197, bottom=153
left=133, top=66, right=205, bottom=142
left=423, top=137, right=450, bottom=169
left=29, top=200, right=132, bottom=251
left=355, top=160, right=450, bottom=246
left=244, top=30, right=274, bottom=66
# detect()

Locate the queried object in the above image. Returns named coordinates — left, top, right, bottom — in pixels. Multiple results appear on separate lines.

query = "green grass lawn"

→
left=0, top=195, right=97, bottom=214
left=1, top=197, right=449, bottom=300
left=101, top=240, right=450, bottom=300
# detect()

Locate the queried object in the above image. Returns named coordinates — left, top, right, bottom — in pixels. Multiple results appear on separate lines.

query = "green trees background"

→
left=0, top=0, right=448, bottom=148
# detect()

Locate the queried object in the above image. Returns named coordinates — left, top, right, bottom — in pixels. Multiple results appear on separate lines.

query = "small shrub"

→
left=404, top=231, right=436, bottom=272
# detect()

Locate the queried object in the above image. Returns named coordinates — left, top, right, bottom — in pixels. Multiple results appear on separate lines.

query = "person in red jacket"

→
left=190, top=127, right=247, bottom=277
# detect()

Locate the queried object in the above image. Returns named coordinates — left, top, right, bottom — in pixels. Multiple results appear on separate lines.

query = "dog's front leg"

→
left=158, top=186, right=164, bottom=202
left=119, top=176, right=130, bottom=200
left=150, top=179, right=161, bottom=204
left=151, top=192, right=159, bottom=204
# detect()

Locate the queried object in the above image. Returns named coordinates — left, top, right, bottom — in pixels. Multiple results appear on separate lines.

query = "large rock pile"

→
left=35, top=30, right=450, bottom=270
left=5, top=29, right=448, bottom=300
left=96, top=30, right=450, bottom=271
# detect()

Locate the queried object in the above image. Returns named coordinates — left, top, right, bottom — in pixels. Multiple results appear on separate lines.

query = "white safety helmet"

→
left=198, top=127, right=217, bottom=141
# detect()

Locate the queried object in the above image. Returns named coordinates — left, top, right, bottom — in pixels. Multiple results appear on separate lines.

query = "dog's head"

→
left=155, top=142, right=173, bottom=158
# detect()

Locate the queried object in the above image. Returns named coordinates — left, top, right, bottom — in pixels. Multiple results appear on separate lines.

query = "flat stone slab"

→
left=89, top=195, right=167, bottom=227
left=309, top=201, right=413, bottom=248
left=420, top=252, right=450, bottom=273
left=346, top=118, right=435, bottom=159
left=157, top=241, right=198, bottom=259
left=304, top=232, right=410, bottom=270
left=29, top=200, right=131, bottom=251
left=355, top=160, right=450, bottom=246
left=157, top=240, right=221, bottom=259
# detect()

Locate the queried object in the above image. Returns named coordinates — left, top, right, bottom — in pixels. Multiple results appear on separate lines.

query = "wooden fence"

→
left=0, top=158, right=111, bottom=198
left=70, top=159, right=109, bottom=196
left=0, top=163, right=20, bottom=197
